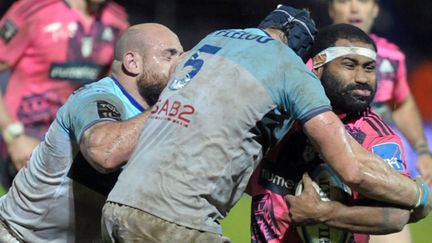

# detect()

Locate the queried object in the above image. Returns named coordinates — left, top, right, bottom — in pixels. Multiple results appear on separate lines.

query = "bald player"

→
left=0, top=23, right=183, bottom=243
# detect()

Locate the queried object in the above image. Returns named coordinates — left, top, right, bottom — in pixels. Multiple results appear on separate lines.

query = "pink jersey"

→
left=247, top=108, right=408, bottom=243
left=371, top=34, right=409, bottom=104
left=0, top=0, right=128, bottom=138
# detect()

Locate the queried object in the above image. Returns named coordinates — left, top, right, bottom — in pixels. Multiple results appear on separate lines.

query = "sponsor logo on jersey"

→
left=258, top=167, right=296, bottom=195
left=376, top=57, right=398, bottom=82
left=150, top=98, right=195, bottom=128
left=43, top=22, right=78, bottom=42
left=379, top=59, right=394, bottom=73
left=97, top=101, right=121, bottom=120
left=49, top=63, right=107, bottom=84
left=0, top=19, right=18, bottom=43
left=102, top=27, right=114, bottom=42
left=371, top=142, right=404, bottom=171
left=81, top=37, right=93, bottom=58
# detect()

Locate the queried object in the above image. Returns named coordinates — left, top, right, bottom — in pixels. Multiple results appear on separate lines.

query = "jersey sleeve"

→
left=0, top=1, right=33, bottom=67
left=367, top=135, right=409, bottom=177
left=67, top=92, right=127, bottom=142
left=285, top=67, right=332, bottom=125
left=392, top=52, right=410, bottom=104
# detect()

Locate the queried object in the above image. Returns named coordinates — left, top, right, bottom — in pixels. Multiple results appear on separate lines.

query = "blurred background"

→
left=88, top=0, right=432, bottom=120
left=1, top=0, right=426, bottom=66
left=0, top=0, right=431, bottom=242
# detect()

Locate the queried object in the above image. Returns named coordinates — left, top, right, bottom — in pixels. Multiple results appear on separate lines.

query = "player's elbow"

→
left=80, top=130, right=121, bottom=173
left=336, top=163, right=364, bottom=189
left=85, top=149, right=119, bottom=174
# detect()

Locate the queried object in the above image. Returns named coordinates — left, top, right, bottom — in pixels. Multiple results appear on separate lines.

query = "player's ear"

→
left=122, top=51, right=140, bottom=76
left=313, top=67, right=324, bottom=79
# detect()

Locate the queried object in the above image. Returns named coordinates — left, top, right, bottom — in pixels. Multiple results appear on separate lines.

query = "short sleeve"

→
left=68, top=92, right=127, bottom=142
left=368, top=135, right=410, bottom=177
left=0, top=2, right=33, bottom=67
left=285, top=67, right=332, bottom=125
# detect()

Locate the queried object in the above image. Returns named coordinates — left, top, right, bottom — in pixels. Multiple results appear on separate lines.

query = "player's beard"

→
left=321, top=68, right=376, bottom=114
left=136, top=68, right=168, bottom=107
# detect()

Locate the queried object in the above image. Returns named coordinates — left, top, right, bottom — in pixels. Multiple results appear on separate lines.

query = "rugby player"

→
left=249, top=23, right=413, bottom=243
left=0, top=0, right=129, bottom=189
left=328, top=1, right=432, bottom=242
left=0, top=23, right=183, bottom=242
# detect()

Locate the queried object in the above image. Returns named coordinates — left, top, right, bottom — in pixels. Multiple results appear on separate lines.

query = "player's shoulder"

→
left=345, top=108, right=402, bottom=151
left=357, top=108, right=397, bottom=138
left=370, top=34, right=405, bottom=59
left=71, top=77, right=117, bottom=99
left=101, top=1, right=129, bottom=28
left=5, top=0, right=60, bottom=21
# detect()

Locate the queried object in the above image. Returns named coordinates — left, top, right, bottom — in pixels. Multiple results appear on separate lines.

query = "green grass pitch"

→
left=0, top=186, right=430, bottom=242
left=221, top=195, right=432, bottom=243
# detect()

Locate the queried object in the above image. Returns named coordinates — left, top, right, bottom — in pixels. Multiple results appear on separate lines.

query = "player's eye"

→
left=342, top=62, right=355, bottom=69
left=364, top=63, right=375, bottom=72
left=162, top=49, right=179, bottom=60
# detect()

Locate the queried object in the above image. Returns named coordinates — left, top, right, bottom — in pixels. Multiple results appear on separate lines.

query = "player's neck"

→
left=263, top=28, right=288, bottom=45
left=111, top=71, right=150, bottom=110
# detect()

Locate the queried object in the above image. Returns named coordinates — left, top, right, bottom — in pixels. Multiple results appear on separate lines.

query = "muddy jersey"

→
left=0, top=77, right=143, bottom=242
left=107, top=28, right=332, bottom=234
left=370, top=34, right=409, bottom=116
left=248, top=108, right=408, bottom=243
left=0, top=0, right=128, bottom=140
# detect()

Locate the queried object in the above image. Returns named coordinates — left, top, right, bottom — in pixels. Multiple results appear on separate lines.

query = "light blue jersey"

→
left=0, top=77, right=143, bottom=242
left=108, top=28, right=332, bottom=234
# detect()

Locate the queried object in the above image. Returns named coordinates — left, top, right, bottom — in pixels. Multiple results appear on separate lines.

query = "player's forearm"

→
left=80, top=111, right=149, bottom=173
left=304, top=112, right=418, bottom=207
left=392, top=95, right=429, bottom=153
left=319, top=201, right=410, bottom=234
left=346, top=138, right=419, bottom=208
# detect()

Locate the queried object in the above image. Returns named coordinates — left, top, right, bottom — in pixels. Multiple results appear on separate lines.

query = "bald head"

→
left=114, top=23, right=179, bottom=61
left=111, top=23, right=183, bottom=108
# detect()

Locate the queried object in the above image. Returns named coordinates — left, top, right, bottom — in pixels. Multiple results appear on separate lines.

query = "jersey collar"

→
left=110, top=76, right=145, bottom=112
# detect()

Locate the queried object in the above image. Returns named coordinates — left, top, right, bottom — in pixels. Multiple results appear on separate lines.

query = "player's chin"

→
left=353, top=95, right=372, bottom=105
left=348, top=99, right=370, bottom=112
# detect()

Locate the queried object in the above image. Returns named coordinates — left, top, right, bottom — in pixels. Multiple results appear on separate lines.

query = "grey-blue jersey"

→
left=108, top=28, right=331, bottom=234
left=0, top=77, right=143, bottom=242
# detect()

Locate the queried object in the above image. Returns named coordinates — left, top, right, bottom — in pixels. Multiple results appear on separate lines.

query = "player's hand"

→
left=410, top=177, right=432, bottom=223
left=417, top=154, right=432, bottom=186
left=7, top=135, right=39, bottom=170
left=285, top=173, right=328, bottom=225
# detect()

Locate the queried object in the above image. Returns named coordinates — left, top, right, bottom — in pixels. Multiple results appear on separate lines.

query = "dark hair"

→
left=311, top=23, right=377, bottom=58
